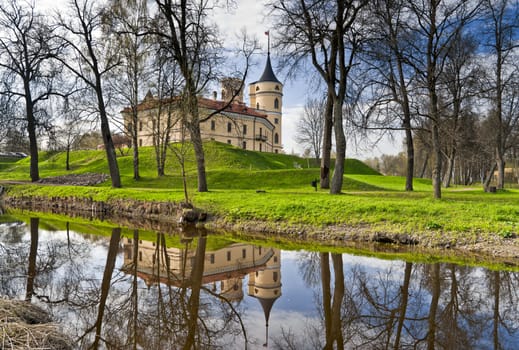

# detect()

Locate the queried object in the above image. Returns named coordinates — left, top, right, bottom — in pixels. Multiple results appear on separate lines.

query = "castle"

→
left=122, top=54, right=284, bottom=153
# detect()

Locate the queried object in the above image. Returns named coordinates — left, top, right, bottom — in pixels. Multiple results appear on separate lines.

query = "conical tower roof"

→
left=255, top=54, right=281, bottom=84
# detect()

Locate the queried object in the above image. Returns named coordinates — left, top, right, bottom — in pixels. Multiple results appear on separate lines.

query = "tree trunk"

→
left=320, top=253, right=332, bottom=344
left=426, top=263, right=440, bottom=350
left=132, top=115, right=140, bottom=180
left=190, top=122, right=208, bottom=192
left=492, top=271, right=500, bottom=350
left=66, top=145, right=71, bottom=171
left=483, top=162, right=497, bottom=191
left=324, top=254, right=345, bottom=350
left=404, top=129, right=414, bottom=191
left=25, top=218, right=39, bottom=301
left=96, top=82, right=121, bottom=188
left=320, top=94, right=333, bottom=189
left=184, top=233, right=207, bottom=349
left=419, top=152, right=429, bottom=178
left=91, top=228, right=121, bottom=349
left=431, top=124, right=442, bottom=199
left=443, top=149, right=456, bottom=188
left=25, top=87, right=39, bottom=182
left=330, top=99, right=346, bottom=194
left=394, top=262, right=412, bottom=349
left=496, top=149, right=505, bottom=189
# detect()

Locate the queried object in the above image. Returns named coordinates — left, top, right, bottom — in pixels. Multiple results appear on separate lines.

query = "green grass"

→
left=1, top=141, right=519, bottom=243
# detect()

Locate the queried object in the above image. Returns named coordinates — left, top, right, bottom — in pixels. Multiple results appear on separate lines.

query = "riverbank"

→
left=1, top=182, right=519, bottom=263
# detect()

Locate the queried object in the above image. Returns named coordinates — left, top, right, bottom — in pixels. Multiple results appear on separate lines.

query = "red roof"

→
left=122, top=95, right=270, bottom=121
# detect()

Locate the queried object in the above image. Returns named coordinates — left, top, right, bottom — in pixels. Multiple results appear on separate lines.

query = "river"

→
left=0, top=214, right=518, bottom=349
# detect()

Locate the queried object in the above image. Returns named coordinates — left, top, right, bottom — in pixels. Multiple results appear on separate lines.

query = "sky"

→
left=36, top=0, right=402, bottom=159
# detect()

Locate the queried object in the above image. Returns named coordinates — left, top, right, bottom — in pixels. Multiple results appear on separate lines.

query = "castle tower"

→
left=247, top=248, right=282, bottom=347
left=249, top=54, right=283, bottom=153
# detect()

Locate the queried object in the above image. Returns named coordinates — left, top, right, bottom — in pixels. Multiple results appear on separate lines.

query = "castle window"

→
left=273, top=271, right=278, bottom=282
left=256, top=86, right=259, bottom=91
left=242, top=141, right=246, bottom=149
left=127, top=123, right=133, bottom=132
left=233, top=283, right=239, bottom=291
left=274, top=98, right=279, bottom=109
left=242, top=249, right=246, bottom=259
left=139, top=121, right=143, bottom=131
left=275, top=85, right=279, bottom=90
left=227, top=122, right=232, bottom=133
left=227, top=139, right=231, bottom=145
left=211, top=120, right=215, bottom=131
left=139, top=139, right=143, bottom=147
left=243, top=124, right=247, bottom=135
left=274, top=133, right=279, bottom=144
left=227, top=251, right=231, bottom=261
left=210, top=254, right=215, bottom=264
left=274, top=118, right=279, bottom=124
left=256, top=103, right=259, bottom=109
left=275, top=149, right=278, bottom=154
left=259, top=143, right=262, bottom=152
left=139, top=251, right=142, bottom=262
left=259, top=127, right=262, bottom=136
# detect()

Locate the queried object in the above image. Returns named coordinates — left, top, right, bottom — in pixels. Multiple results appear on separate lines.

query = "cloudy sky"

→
left=37, top=0, right=401, bottom=159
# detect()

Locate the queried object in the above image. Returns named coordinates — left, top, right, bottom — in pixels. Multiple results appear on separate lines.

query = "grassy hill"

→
left=3, top=141, right=519, bottom=248
left=0, top=141, right=382, bottom=191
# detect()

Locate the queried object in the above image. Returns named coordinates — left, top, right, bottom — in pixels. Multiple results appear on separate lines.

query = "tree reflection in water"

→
left=1, top=219, right=519, bottom=349
left=275, top=254, right=519, bottom=350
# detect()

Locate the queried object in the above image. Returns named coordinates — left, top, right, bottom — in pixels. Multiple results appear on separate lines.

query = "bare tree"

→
left=482, top=0, right=519, bottom=190
left=107, top=0, right=151, bottom=181
left=55, top=0, right=122, bottom=188
left=152, top=0, right=222, bottom=192
left=152, top=1, right=256, bottom=192
left=0, top=0, right=63, bottom=182
left=296, top=97, right=325, bottom=162
left=440, top=32, right=480, bottom=188
left=270, top=0, right=368, bottom=194
left=407, top=0, right=482, bottom=199
left=366, top=0, right=418, bottom=191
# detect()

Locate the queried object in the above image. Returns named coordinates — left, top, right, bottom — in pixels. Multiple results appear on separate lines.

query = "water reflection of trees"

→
left=279, top=254, right=519, bottom=350
left=0, top=221, right=252, bottom=348
left=2, top=220, right=519, bottom=349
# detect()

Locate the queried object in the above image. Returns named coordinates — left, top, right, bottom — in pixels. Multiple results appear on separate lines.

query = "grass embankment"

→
left=1, top=141, right=518, bottom=243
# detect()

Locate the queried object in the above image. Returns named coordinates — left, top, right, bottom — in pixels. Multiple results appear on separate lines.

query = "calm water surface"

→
left=1, top=215, right=518, bottom=349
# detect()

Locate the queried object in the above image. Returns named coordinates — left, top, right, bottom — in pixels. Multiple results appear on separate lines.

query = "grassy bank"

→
left=1, top=142, right=518, bottom=242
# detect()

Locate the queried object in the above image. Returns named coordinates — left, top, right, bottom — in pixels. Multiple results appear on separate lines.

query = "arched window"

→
left=256, top=86, right=259, bottom=91
left=274, top=133, right=279, bottom=144
left=275, top=85, right=279, bottom=90
left=256, top=102, right=259, bottom=109
left=274, top=98, right=279, bottom=109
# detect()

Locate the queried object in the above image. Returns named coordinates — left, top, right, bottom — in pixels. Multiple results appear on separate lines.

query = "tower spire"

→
left=265, top=30, right=270, bottom=55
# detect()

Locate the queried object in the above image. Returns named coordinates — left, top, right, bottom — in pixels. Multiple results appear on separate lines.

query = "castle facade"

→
left=122, top=55, right=284, bottom=153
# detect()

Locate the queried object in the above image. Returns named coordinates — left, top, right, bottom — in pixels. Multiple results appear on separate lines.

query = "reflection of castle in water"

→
left=122, top=237, right=281, bottom=337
